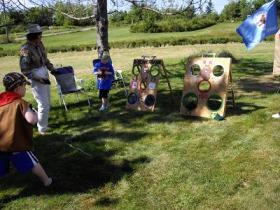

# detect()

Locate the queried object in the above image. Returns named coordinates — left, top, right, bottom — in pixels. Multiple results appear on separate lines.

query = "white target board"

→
left=180, top=57, right=232, bottom=119
left=273, top=30, right=280, bottom=76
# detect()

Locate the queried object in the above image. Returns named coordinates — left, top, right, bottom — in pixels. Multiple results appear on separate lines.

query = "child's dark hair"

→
left=26, top=32, right=42, bottom=41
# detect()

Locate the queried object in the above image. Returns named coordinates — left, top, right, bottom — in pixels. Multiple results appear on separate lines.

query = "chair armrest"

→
left=56, top=84, right=62, bottom=94
left=51, top=75, right=61, bottom=93
left=75, top=76, right=84, bottom=84
left=74, top=76, right=84, bottom=89
left=75, top=77, right=84, bottom=84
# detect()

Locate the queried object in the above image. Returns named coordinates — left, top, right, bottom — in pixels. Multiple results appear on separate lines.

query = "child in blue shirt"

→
left=93, top=53, right=115, bottom=111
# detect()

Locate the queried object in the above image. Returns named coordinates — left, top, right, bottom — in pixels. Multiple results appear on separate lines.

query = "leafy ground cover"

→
left=0, top=43, right=279, bottom=209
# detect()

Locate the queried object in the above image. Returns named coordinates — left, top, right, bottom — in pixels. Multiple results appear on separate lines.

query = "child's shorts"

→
left=0, top=151, right=39, bottom=176
left=99, top=89, right=109, bottom=99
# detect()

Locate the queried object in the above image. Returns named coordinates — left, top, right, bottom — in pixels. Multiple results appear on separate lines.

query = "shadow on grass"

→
left=0, top=131, right=151, bottom=208
left=48, top=81, right=267, bottom=128
left=235, top=77, right=280, bottom=95
left=226, top=102, right=266, bottom=116
left=48, top=58, right=274, bottom=126
left=233, top=58, right=273, bottom=76
left=1, top=58, right=274, bottom=208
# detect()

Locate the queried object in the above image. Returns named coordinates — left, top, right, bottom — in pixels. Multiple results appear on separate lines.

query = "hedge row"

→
left=1, top=35, right=275, bottom=57
left=130, top=18, right=217, bottom=33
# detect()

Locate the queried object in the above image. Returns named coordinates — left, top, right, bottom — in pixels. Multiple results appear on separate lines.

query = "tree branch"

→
left=123, top=0, right=210, bottom=15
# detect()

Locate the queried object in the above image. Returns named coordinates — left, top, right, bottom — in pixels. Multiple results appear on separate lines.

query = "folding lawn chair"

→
left=92, top=59, right=128, bottom=96
left=52, top=66, right=92, bottom=111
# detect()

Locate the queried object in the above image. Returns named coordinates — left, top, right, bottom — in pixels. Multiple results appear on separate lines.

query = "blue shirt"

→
left=93, top=62, right=115, bottom=90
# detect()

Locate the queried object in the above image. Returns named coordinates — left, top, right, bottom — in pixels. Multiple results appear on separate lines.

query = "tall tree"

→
left=0, top=0, right=14, bottom=42
left=205, top=0, right=214, bottom=14
left=96, top=0, right=109, bottom=55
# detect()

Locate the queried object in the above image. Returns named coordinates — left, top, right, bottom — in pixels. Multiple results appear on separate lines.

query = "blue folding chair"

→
left=53, top=66, right=92, bottom=111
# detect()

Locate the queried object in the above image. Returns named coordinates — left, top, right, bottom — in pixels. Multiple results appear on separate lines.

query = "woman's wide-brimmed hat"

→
left=26, top=24, right=42, bottom=35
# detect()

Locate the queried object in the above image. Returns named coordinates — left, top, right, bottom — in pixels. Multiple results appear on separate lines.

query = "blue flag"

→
left=236, top=0, right=279, bottom=50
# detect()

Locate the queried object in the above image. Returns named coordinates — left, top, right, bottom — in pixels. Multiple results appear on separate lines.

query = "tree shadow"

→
left=48, top=58, right=273, bottom=127
left=1, top=58, right=274, bottom=208
left=235, top=77, right=280, bottom=95
left=226, top=102, right=266, bottom=116
left=0, top=131, right=151, bottom=208
left=233, top=58, right=273, bottom=76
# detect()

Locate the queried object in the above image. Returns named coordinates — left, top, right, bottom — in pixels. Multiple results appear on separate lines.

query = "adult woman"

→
left=19, top=24, right=56, bottom=135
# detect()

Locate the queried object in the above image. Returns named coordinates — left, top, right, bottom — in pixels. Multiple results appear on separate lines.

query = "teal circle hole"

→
left=127, top=93, right=138, bottom=105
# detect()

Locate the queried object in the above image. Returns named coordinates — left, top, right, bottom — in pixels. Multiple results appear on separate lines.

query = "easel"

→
left=143, top=55, right=174, bottom=102
left=227, top=71, right=235, bottom=108
left=272, top=31, right=280, bottom=93
left=126, top=55, right=173, bottom=111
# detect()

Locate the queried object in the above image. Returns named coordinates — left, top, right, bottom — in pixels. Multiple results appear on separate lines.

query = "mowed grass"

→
left=0, top=43, right=280, bottom=209
left=0, top=22, right=240, bottom=52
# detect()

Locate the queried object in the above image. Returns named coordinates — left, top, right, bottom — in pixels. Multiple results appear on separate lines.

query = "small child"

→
left=0, top=72, right=52, bottom=186
left=93, top=52, right=115, bottom=111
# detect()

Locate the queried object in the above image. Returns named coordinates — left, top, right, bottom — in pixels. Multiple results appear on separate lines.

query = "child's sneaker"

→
left=272, top=113, right=280, bottom=119
left=44, top=177, right=53, bottom=187
left=99, top=105, right=106, bottom=111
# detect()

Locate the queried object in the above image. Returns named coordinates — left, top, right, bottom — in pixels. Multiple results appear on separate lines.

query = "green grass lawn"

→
left=0, top=43, right=279, bottom=209
left=0, top=22, right=241, bottom=52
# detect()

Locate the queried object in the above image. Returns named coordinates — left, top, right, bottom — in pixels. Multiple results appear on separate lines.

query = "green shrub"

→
left=217, top=50, right=238, bottom=63
left=130, top=16, right=218, bottom=33
left=10, top=25, right=25, bottom=33
left=0, top=35, right=243, bottom=57
left=0, top=34, right=16, bottom=44
left=84, top=77, right=96, bottom=91
left=185, top=50, right=238, bottom=64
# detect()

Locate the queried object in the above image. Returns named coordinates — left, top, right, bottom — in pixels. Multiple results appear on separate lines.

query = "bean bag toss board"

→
left=126, top=57, right=170, bottom=111
left=180, top=57, right=233, bottom=119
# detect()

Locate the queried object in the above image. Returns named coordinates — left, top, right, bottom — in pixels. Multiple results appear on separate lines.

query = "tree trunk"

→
left=4, top=26, right=10, bottom=43
left=95, top=0, right=109, bottom=58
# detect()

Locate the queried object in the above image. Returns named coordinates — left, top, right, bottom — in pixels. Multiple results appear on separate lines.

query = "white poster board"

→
left=273, top=30, right=280, bottom=76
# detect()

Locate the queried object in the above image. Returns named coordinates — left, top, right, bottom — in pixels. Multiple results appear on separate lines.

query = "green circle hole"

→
left=190, top=64, right=200, bottom=76
left=144, top=94, right=156, bottom=107
left=207, top=94, right=223, bottom=111
left=150, top=65, right=160, bottom=77
left=213, top=65, right=224, bottom=77
left=182, top=93, right=198, bottom=111
left=132, top=65, right=141, bottom=76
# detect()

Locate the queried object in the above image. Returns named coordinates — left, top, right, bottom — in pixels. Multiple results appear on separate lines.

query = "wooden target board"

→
left=273, top=30, right=280, bottom=76
left=180, top=57, right=232, bottom=119
left=126, top=58, right=163, bottom=111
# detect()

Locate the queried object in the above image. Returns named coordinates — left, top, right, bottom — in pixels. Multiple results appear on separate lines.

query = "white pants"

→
left=31, top=66, right=50, bottom=133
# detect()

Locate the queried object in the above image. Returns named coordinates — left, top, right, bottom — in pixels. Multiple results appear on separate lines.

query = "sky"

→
left=109, top=0, right=229, bottom=14
left=18, top=0, right=229, bottom=15
left=213, top=0, right=229, bottom=14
